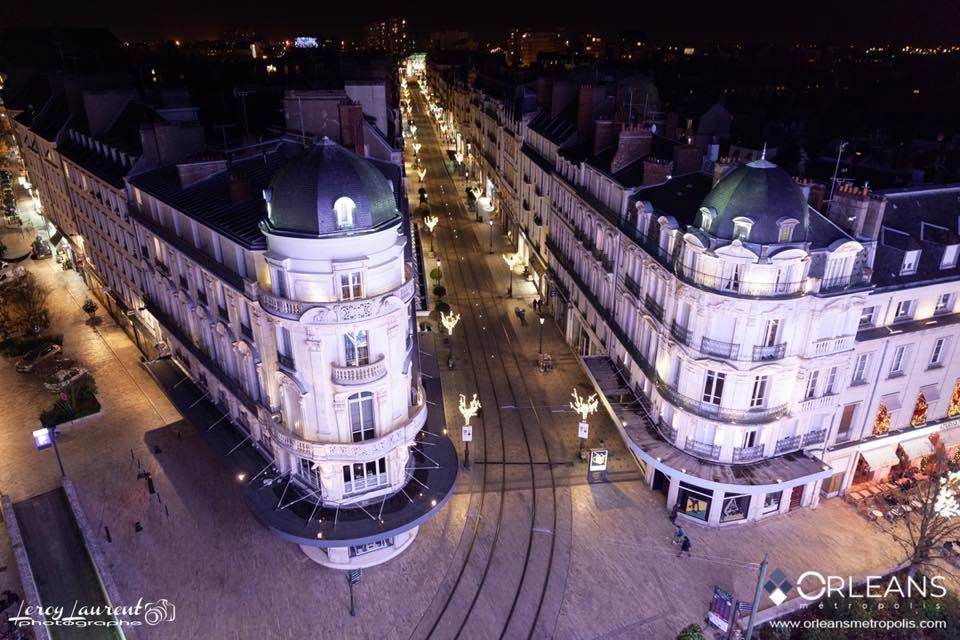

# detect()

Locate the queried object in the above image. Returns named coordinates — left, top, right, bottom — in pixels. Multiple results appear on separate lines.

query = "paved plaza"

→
left=0, top=149, right=918, bottom=639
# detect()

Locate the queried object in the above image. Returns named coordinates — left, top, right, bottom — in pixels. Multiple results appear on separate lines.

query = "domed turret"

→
left=262, top=138, right=400, bottom=237
left=697, top=158, right=808, bottom=244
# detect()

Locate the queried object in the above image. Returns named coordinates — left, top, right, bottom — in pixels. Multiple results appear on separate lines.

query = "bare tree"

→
left=0, top=272, right=51, bottom=336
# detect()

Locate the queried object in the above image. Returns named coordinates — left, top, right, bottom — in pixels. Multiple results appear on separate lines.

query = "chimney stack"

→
left=536, top=77, right=553, bottom=110
left=672, top=144, right=703, bottom=176
left=577, top=84, right=596, bottom=145
left=593, top=120, right=618, bottom=154
left=339, top=101, right=365, bottom=155
left=610, top=124, right=652, bottom=174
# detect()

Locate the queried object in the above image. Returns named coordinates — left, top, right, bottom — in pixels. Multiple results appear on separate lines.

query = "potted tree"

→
left=82, top=298, right=98, bottom=322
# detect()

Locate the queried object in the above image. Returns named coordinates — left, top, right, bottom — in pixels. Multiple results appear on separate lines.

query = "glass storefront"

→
left=721, top=493, right=751, bottom=522
left=762, top=491, right=782, bottom=515
left=678, top=482, right=712, bottom=521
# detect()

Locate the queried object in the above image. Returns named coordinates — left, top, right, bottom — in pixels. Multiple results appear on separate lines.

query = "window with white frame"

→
left=699, top=207, right=714, bottom=232
left=942, top=245, right=959, bottom=270
left=348, top=391, right=375, bottom=441
left=935, top=293, right=954, bottom=315
left=750, top=375, right=768, bottom=407
left=852, top=354, right=869, bottom=384
left=825, top=366, right=839, bottom=395
left=859, top=306, right=876, bottom=328
left=930, top=338, right=946, bottom=368
left=344, top=330, right=369, bottom=366
left=340, top=271, right=363, bottom=300
left=702, top=370, right=725, bottom=405
left=342, top=458, right=387, bottom=495
left=297, top=457, right=320, bottom=487
left=894, top=300, right=915, bottom=322
left=334, top=197, right=356, bottom=228
left=722, top=263, right=742, bottom=292
left=890, top=345, right=907, bottom=376
left=805, top=370, right=819, bottom=399
left=777, top=218, right=799, bottom=243
left=901, top=250, right=920, bottom=275
left=732, top=217, right=753, bottom=241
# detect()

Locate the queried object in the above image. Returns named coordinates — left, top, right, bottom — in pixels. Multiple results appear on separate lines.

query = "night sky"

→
left=4, top=0, right=958, bottom=43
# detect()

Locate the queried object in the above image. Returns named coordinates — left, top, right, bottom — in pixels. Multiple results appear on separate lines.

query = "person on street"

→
left=677, top=536, right=692, bottom=558
left=673, top=525, right=685, bottom=545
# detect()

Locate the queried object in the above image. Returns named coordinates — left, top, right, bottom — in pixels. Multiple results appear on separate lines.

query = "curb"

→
left=1, top=494, right=51, bottom=640
left=62, top=479, right=144, bottom=640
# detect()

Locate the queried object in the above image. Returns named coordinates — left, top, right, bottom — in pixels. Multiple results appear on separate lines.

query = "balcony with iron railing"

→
left=685, top=437, right=721, bottom=460
left=700, top=337, right=740, bottom=359
left=670, top=322, right=693, bottom=345
left=643, top=295, right=664, bottom=322
left=656, top=420, right=678, bottom=445
left=774, top=435, right=802, bottom=455
left=658, top=383, right=789, bottom=424
left=733, top=444, right=765, bottom=462
left=752, top=343, right=786, bottom=361
left=677, top=263, right=806, bottom=298
left=802, top=428, right=827, bottom=447
left=624, top=273, right=642, bottom=299
left=819, top=273, right=871, bottom=294
left=331, top=356, right=388, bottom=386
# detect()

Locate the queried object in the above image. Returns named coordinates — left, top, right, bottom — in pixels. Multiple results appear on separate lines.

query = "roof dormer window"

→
left=732, top=216, right=753, bottom=241
left=901, top=249, right=920, bottom=276
left=777, top=217, right=799, bottom=243
left=699, top=207, right=714, bottom=232
left=942, top=244, right=959, bottom=270
left=334, top=197, right=356, bottom=229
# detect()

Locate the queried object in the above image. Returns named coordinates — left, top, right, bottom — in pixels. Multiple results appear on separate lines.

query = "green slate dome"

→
left=262, top=138, right=400, bottom=237
left=698, top=158, right=809, bottom=244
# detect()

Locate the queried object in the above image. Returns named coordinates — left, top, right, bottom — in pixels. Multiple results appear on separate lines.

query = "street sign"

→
left=578, top=422, right=589, bottom=439
left=462, top=426, right=473, bottom=442
left=32, top=428, right=52, bottom=450
left=588, top=449, right=608, bottom=472
left=347, top=569, right=362, bottom=585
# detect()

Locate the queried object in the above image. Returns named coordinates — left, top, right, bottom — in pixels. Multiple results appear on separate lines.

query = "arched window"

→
left=699, top=207, right=714, bottom=232
left=732, top=217, right=754, bottom=241
left=334, top=197, right=356, bottom=228
left=348, top=391, right=375, bottom=441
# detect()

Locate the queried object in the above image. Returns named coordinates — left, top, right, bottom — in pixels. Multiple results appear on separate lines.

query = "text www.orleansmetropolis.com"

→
left=769, top=618, right=947, bottom=633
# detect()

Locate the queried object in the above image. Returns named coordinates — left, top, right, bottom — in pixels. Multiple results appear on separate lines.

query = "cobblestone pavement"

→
left=0, top=114, right=916, bottom=639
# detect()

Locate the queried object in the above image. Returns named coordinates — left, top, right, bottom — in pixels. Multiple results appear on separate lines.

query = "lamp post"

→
left=503, top=253, right=520, bottom=297
left=417, top=167, right=426, bottom=183
left=458, top=393, right=481, bottom=469
left=488, top=219, right=494, bottom=254
left=424, top=215, right=439, bottom=253
left=33, top=426, right=65, bottom=477
left=440, top=309, right=460, bottom=368
left=539, top=316, right=545, bottom=355
left=570, top=389, right=599, bottom=461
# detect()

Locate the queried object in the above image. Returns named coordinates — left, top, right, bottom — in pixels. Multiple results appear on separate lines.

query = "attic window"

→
left=732, top=217, right=753, bottom=241
left=901, top=249, right=920, bottom=276
left=699, top=207, right=714, bottom=232
left=942, top=245, right=959, bottom=270
left=335, top=197, right=356, bottom=228
left=777, top=218, right=800, bottom=243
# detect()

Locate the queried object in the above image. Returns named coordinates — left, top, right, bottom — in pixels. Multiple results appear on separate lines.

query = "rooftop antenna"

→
left=826, top=140, right=848, bottom=216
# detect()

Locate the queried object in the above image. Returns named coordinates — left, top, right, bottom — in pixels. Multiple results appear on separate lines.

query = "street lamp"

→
left=440, top=309, right=461, bottom=336
left=424, top=215, right=439, bottom=252
left=417, top=167, right=426, bottom=183
left=502, top=253, right=520, bottom=298
left=488, top=219, right=494, bottom=254
left=570, top=389, right=599, bottom=460
left=33, top=426, right=65, bottom=476
left=458, top=393, right=481, bottom=469
left=539, top=316, right=545, bottom=355
left=412, top=142, right=422, bottom=155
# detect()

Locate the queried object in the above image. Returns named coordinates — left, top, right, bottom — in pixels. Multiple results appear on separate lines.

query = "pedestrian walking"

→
left=677, top=536, right=691, bottom=558
left=673, top=525, right=685, bottom=545
left=669, top=502, right=680, bottom=524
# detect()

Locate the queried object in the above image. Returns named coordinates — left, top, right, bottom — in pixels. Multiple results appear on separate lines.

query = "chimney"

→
left=577, top=84, right=595, bottom=145
left=712, top=156, right=739, bottom=186
left=642, top=158, right=672, bottom=186
left=227, top=172, right=253, bottom=203
left=610, top=124, right=652, bottom=174
left=339, top=102, right=365, bottom=155
left=536, top=77, right=553, bottom=110
left=672, top=144, right=703, bottom=176
left=593, top=120, right=618, bottom=154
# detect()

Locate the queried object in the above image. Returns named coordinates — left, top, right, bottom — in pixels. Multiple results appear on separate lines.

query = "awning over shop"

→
left=860, top=447, right=900, bottom=470
left=899, top=437, right=934, bottom=460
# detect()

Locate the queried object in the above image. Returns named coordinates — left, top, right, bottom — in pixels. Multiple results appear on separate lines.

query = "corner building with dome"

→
left=128, top=136, right=457, bottom=568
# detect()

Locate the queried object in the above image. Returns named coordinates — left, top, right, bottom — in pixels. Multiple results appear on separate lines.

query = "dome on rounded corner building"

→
left=262, top=138, right=400, bottom=237
left=697, top=158, right=809, bottom=245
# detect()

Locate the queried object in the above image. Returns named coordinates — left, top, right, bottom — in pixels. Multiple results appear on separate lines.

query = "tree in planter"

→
left=429, top=265, right=443, bottom=288
left=40, top=374, right=100, bottom=427
left=433, top=285, right=446, bottom=299
left=82, top=298, right=98, bottom=320
left=435, top=301, right=451, bottom=316
left=675, top=624, right=706, bottom=640
left=0, top=272, right=51, bottom=336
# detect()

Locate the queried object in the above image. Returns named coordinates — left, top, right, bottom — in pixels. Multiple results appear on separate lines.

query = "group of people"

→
left=673, top=525, right=692, bottom=558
